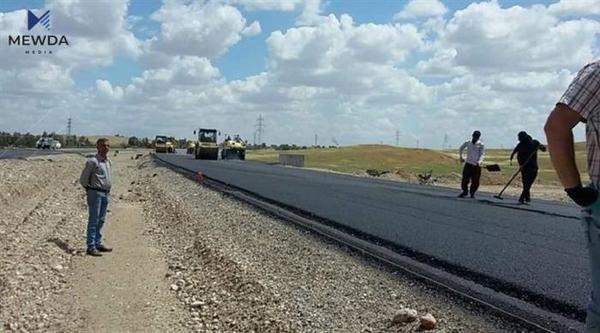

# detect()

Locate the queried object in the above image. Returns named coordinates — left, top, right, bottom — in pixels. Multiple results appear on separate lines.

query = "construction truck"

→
left=167, top=137, right=177, bottom=153
left=194, top=128, right=219, bottom=160
left=221, top=135, right=246, bottom=160
left=155, top=135, right=175, bottom=153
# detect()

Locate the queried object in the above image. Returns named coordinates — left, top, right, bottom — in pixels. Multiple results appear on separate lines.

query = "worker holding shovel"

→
left=510, top=131, right=547, bottom=204
left=458, top=130, right=485, bottom=198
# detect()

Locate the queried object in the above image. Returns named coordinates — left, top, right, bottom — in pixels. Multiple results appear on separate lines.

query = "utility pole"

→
left=314, top=134, right=318, bottom=147
left=253, top=131, right=257, bottom=146
left=255, top=114, right=265, bottom=145
left=395, top=130, right=400, bottom=146
left=66, top=117, right=72, bottom=147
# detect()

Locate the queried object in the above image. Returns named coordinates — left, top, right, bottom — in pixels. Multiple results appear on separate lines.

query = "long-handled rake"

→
left=493, top=150, right=537, bottom=200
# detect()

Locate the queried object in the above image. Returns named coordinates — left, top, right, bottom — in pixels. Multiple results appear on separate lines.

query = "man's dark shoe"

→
left=87, top=248, right=102, bottom=257
left=458, top=192, right=467, bottom=198
left=96, top=244, right=113, bottom=252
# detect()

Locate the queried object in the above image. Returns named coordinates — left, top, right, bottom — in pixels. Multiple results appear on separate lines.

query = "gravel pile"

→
left=0, top=154, right=88, bottom=332
left=131, top=158, right=534, bottom=332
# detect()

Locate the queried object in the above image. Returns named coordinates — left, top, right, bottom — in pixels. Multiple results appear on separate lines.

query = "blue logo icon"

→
left=28, top=10, right=50, bottom=31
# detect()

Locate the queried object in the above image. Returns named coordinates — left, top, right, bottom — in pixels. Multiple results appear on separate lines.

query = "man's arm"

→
left=544, top=103, right=583, bottom=188
left=533, top=140, right=547, bottom=152
left=458, top=142, right=467, bottom=161
left=478, top=144, right=485, bottom=165
left=79, top=159, right=94, bottom=188
left=510, top=144, right=518, bottom=161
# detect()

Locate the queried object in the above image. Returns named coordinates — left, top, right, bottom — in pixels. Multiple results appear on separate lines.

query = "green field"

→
left=247, top=144, right=589, bottom=186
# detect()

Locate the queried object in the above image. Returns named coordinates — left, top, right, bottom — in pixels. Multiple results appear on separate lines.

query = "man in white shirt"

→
left=458, top=130, right=485, bottom=198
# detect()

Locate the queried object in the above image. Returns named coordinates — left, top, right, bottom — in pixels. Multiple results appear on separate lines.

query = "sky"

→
left=0, top=0, right=599, bottom=148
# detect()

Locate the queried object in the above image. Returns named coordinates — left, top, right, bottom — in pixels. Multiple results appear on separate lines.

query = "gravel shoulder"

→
left=131, top=156, right=534, bottom=332
left=1, top=151, right=535, bottom=332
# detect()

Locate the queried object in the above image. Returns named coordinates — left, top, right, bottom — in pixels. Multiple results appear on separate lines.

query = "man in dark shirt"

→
left=510, top=131, right=546, bottom=204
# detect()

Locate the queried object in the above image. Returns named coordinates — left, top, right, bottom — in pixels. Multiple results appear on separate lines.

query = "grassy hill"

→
left=83, top=135, right=129, bottom=147
left=248, top=144, right=590, bottom=186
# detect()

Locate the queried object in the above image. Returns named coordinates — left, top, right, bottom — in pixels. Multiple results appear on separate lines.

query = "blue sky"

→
left=0, top=0, right=598, bottom=147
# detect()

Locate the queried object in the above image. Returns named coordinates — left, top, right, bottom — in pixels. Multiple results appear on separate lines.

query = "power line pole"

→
left=66, top=117, right=72, bottom=147
left=255, top=114, right=265, bottom=145
left=395, top=130, right=400, bottom=146
left=314, top=134, right=318, bottom=147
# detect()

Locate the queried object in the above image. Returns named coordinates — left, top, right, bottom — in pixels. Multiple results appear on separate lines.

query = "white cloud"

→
left=394, top=0, right=448, bottom=20
left=242, top=21, right=262, bottom=36
left=297, top=0, right=323, bottom=26
left=433, top=1, right=600, bottom=72
left=548, top=0, right=600, bottom=16
left=148, top=1, right=253, bottom=58
left=233, top=0, right=305, bottom=11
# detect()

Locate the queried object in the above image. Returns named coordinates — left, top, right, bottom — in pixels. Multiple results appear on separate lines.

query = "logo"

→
left=7, top=9, right=69, bottom=55
left=28, top=10, right=50, bottom=31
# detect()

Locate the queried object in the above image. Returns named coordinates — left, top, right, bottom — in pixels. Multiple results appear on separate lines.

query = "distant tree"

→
left=128, top=136, right=140, bottom=147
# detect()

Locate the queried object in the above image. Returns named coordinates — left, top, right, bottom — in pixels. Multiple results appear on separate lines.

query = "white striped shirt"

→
left=459, top=141, right=485, bottom=166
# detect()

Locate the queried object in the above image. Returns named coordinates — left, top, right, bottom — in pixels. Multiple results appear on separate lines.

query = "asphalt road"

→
left=0, top=148, right=64, bottom=159
left=157, top=153, right=589, bottom=318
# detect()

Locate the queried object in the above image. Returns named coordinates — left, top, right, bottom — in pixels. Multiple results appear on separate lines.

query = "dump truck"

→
left=155, top=135, right=176, bottom=153
left=221, top=135, right=246, bottom=160
left=194, top=128, right=219, bottom=160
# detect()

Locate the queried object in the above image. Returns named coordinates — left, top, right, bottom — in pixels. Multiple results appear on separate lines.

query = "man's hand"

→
left=565, top=185, right=599, bottom=207
left=460, top=157, right=464, bottom=163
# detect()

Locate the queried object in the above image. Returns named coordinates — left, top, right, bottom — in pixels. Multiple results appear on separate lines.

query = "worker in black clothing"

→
left=510, top=131, right=547, bottom=204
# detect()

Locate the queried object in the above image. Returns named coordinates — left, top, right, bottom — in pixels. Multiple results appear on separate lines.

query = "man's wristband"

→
left=565, top=184, right=598, bottom=207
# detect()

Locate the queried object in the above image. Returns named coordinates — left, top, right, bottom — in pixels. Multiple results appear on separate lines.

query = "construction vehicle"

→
left=167, top=137, right=177, bottom=153
left=154, top=135, right=175, bottom=153
left=222, top=135, right=246, bottom=160
left=193, top=128, right=219, bottom=160
left=186, top=141, right=196, bottom=154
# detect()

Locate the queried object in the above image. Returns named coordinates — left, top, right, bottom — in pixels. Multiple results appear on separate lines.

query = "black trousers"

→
left=461, top=163, right=481, bottom=196
left=520, top=167, right=538, bottom=202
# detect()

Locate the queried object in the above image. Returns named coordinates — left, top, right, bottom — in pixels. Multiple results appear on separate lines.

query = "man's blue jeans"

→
left=583, top=206, right=600, bottom=332
left=86, top=189, right=109, bottom=250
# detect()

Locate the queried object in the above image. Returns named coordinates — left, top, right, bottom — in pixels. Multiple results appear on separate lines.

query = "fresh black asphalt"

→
left=157, top=153, right=589, bottom=318
left=0, top=148, right=63, bottom=159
